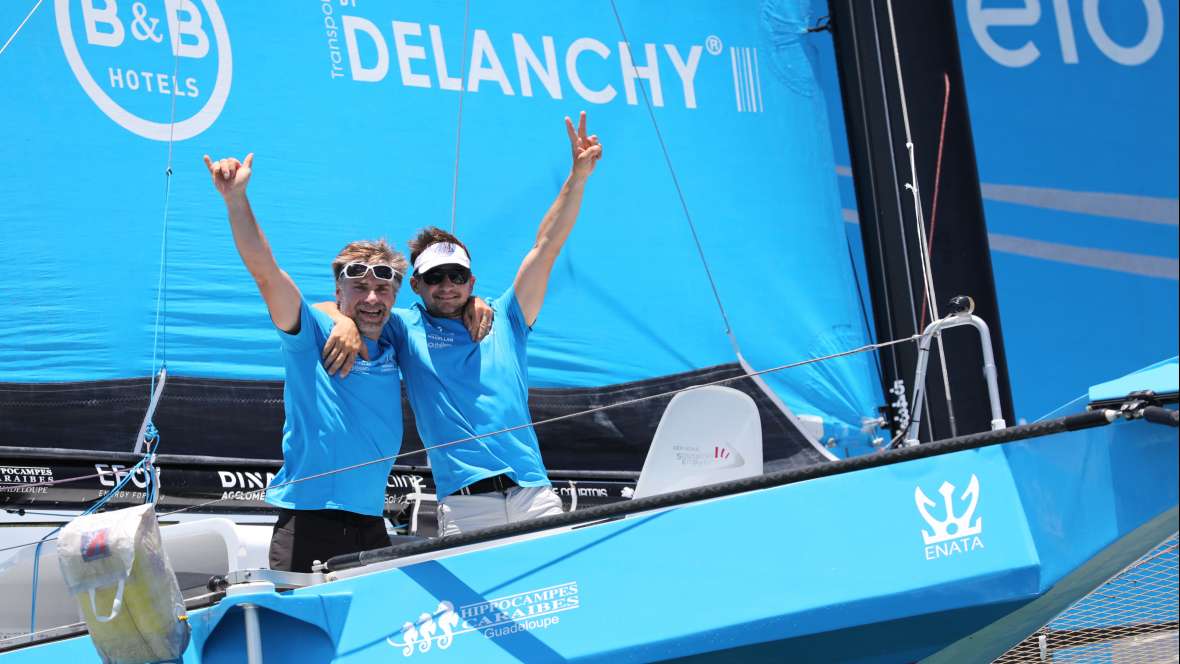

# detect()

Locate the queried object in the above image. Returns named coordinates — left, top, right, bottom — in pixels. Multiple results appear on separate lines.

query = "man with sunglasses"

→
left=323, top=112, right=604, bottom=535
left=203, top=152, right=492, bottom=571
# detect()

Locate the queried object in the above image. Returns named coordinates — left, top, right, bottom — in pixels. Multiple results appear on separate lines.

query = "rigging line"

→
left=605, top=0, right=734, bottom=341
left=132, top=367, right=167, bottom=455
left=845, top=235, right=886, bottom=384
left=2, top=509, right=80, bottom=517
left=0, top=333, right=913, bottom=502
left=448, top=0, right=472, bottom=234
left=0, top=471, right=107, bottom=493
left=865, top=0, right=932, bottom=440
left=883, top=0, right=938, bottom=323
left=842, top=3, right=902, bottom=382
left=735, top=354, right=837, bottom=460
left=0, top=334, right=921, bottom=556
left=149, top=9, right=185, bottom=398
left=151, top=333, right=919, bottom=523
left=1, top=441, right=157, bottom=493
left=0, top=0, right=43, bottom=58
left=882, top=0, right=953, bottom=439
left=603, top=1, right=835, bottom=458
left=918, top=73, right=951, bottom=333
left=865, top=0, right=922, bottom=336
left=921, top=73, right=957, bottom=436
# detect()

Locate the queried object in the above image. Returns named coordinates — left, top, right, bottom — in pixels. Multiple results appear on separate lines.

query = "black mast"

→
left=825, top=0, right=1015, bottom=440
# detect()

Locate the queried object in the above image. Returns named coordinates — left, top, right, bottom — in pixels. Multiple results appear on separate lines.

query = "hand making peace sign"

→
left=565, top=111, right=603, bottom=179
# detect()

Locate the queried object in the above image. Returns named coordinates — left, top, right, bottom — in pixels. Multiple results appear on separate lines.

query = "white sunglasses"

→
left=339, top=262, right=401, bottom=281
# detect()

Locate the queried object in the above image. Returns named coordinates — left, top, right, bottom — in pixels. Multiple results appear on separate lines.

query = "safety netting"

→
left=995, top=532, right=1178, bottom=663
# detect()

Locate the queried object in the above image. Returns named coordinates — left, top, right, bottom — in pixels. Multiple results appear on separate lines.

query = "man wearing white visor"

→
left=324, top=112, right=603, bottom=534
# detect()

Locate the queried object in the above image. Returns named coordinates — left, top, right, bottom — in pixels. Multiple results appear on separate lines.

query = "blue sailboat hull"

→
left=6, top=413, right=1175, bottom=663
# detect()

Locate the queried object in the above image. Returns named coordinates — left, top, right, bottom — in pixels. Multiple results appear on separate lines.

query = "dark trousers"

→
left=269, top=508, right=391, bottom=573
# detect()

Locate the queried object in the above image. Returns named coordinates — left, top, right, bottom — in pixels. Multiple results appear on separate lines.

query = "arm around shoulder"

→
left=313, top=301, right=368, bottom=376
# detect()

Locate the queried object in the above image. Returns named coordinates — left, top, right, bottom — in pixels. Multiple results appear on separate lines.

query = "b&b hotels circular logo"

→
left=55, top=0, right=232, bottom=141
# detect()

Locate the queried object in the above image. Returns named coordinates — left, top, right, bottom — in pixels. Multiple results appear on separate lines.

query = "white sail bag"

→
left=56, top=503, right=189, bottom=664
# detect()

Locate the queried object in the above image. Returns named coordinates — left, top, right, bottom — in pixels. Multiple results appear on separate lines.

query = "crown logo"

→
left=914, top=474, right=982, bottom=545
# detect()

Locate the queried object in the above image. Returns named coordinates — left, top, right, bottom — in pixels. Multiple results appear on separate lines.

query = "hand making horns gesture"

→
left=202, top=152, right=255, bottom=199
left=565, top=111, right=603, bottom=179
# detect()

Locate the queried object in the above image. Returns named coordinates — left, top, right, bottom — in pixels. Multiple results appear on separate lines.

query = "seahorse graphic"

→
left=398, top=622, right=419, bottom=657
left=417, top=613, right=437, bottom=653
left=436, top=601, right=459, bottom=649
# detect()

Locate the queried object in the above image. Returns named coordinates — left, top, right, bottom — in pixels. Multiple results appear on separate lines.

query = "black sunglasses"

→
left=419, top=267, right=471, bottom=286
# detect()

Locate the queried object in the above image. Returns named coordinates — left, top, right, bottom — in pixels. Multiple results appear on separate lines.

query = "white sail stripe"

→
left=740, top=48, right=749, bottom=112
left=980, top=183, right=1178, bottom=227
left=744, top=48, right=756, bottom=114
left=987, top=233, right=1179, bottom=281
left=835, top=166, right=1178, bottom=227
left=739, top=48, right=748, bottom=112
left=730, top=48, right=742, bottom=112
left=752, top=48, right=763, bottom=112
left=842, top=208, right=1178, bottom=280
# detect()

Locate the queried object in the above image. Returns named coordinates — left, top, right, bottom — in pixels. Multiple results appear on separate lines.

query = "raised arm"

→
left=203, top=153, right=301, bottom=333
left=513, top=111, right=603, bottom=327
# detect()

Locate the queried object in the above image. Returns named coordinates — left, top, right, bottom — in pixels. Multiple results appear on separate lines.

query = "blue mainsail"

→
left=0, top=0, right=883, bottom=455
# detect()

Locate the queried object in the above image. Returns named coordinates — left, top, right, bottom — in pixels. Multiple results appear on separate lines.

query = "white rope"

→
left=883, top=0, right=937, bottom=322
left=883, top=0, right=957, bottom=437
left=148, top=6, right=185, bottom=399
left=0, top=0, right=44, bottom=58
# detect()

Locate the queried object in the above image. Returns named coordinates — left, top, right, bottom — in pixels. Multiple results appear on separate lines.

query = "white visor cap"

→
left=413, top=242, right=471, bottom=275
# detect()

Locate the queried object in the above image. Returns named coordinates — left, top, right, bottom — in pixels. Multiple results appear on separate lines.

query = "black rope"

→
left=1143, top=406, right=1179, bottom=427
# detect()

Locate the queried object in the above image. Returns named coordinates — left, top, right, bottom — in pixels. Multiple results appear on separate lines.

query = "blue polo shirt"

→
left=385, top=287, right=549, bottom=498
left=265, top=300, right=402, bottom=516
